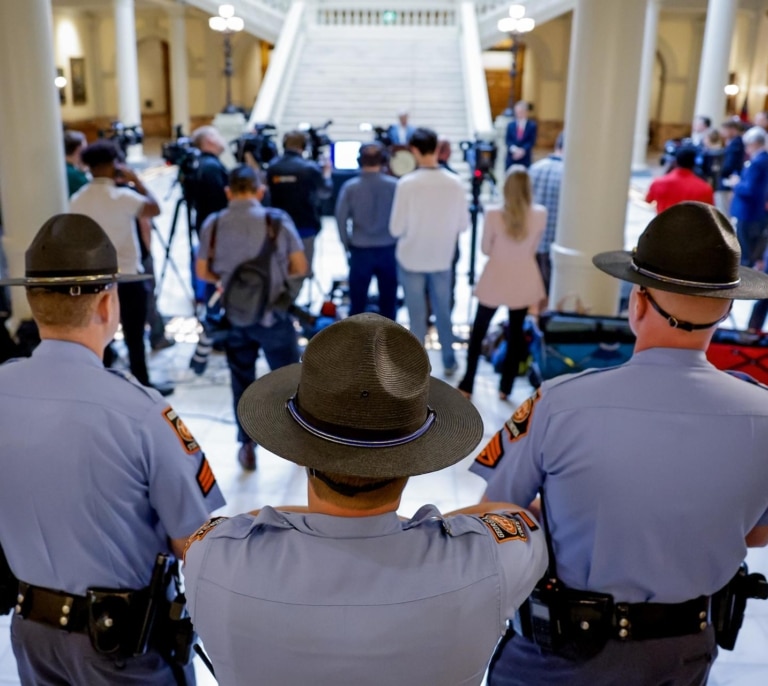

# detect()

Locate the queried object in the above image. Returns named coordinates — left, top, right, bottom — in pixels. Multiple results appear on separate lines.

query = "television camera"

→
left=459, top=136, right=498, bottom=285
left=161, top=126, right=201, bottom=203
left=232, top=123, right=279, bottom=168
left=99, top=121, right=144, bottom=158
left=299, top=120, right=333, bottom=162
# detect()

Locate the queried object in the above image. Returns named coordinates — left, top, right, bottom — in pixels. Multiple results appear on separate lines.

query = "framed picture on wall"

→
left=70, top=57, right=87, bottom=105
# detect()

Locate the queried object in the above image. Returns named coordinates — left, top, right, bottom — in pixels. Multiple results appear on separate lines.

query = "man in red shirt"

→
left=646, top=145, right=714, bottom=214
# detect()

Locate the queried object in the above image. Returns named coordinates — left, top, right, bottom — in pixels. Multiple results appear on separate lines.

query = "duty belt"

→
left=611, top=596, right=710, bottom=641
left=14, top=583, right=90, bottom=633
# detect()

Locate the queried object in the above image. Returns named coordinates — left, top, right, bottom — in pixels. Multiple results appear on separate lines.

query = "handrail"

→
left=460, top=1, right=493, bottom=135
left=250, top=1, right=306, bottom=127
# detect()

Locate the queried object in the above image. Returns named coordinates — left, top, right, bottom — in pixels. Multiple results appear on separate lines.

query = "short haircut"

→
left=358, top=143, right=385, bottom=168
left=191, top=125, right=218, bottom=148
left=80, top=139, right=121, bottom=168
left=64, top=130, right=86, bottom=156
left=515, top=100, right=530, bottom=111
left=743, top=126, right=767, bottom=147
left=26, top=289, right=102, bottom=328
left=675, top=145, right=698, bottom=169
left=696, top=115, right=712, bottom=128
left=408, top=127, right=438, bottom=155
left=308, top=469, right=408, bottom=510
left=721, top=119, right=741, bottom=131
left=555, top=132, right=564, bottom=150
left=283, top=130, right=307, bottom=151
left=228, top=165, right=261, bottom=194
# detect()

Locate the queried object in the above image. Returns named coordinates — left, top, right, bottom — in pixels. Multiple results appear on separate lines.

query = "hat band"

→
left=24, top=273, right=119, bottom=284
left=286, top=397, right=436, bottom=448
left=630, top=259, right=740, bottom=290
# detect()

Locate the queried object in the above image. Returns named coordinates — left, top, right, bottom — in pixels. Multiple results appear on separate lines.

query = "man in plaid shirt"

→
left=528, top=132, right=564, bottom=294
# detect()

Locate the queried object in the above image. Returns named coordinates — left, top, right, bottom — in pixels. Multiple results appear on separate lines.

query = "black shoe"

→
left=238, top=443, right=257, bottom=471
left=149, top=381, right=175, bottom=397
left=151, top=337, right=176, bottom=352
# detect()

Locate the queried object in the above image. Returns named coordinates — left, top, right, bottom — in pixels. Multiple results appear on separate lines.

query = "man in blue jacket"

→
left=505, top=101, right=538, bottom=169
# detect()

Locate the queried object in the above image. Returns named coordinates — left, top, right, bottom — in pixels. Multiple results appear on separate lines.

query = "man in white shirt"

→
left=389, top=128, right=468, bottom=375
left=70, top=140, right=167, bottom=392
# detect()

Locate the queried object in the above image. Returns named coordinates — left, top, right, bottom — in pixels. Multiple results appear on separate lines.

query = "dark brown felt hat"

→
left=0, top=213, right=149, bottom=288
left=592, top=202, right=768, bottom=299
left=237, top=313, right=484, bottom=478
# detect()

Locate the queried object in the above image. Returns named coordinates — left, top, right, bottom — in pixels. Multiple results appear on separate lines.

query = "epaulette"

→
left=726, top=369, right=768, bottom=391
left=105, top=368, right=158, bottom=400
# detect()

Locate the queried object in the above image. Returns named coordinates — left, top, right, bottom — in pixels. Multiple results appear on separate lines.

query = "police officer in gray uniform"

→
left=184, top=313, right=548, bottom=686
left=471, top=202, right=768, bottom=686
left=0, top=214, right=226, bottom=685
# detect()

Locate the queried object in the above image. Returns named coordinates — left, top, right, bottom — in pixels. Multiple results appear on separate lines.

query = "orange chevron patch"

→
left=475, top=431, right=505, bottom=468
left=196, top=456, right=216, bottom=496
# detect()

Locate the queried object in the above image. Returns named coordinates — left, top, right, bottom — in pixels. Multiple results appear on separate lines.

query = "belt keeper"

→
left=615, top=603, right=632, bottom=640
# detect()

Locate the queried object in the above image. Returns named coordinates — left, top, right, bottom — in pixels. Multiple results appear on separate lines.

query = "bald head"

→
left=630, top=286, right=731, bottom=351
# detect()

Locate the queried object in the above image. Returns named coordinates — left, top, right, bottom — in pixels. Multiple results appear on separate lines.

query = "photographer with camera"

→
left=70, top=140, right=172, bottom=395
left=196, top=165, right=307, bottom=471
left=266, top=130, right=333, bottom=276
left=64, top=130, right=89, bottom=197
left=471, top=202, right=768, bottom=686
left=189, top=126, right=229, bottom=235
left=0, top=214, right=225, bottom=685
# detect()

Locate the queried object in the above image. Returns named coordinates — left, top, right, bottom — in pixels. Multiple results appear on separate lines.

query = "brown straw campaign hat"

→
left=0, top=213, right=149, bottom=289
left=592, top=202, right=768, bottom=299
left=237, top=313, right=484, bottom=478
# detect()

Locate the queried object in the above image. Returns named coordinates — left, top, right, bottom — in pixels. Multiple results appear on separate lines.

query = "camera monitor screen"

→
left=332, top=141, right=362, bottom=171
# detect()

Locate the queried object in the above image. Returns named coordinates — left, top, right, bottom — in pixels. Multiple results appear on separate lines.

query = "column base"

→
left=549, top=242, right=621, bottom=316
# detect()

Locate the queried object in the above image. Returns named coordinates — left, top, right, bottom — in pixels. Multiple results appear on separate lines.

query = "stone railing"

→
left=313, top=1, right=457, bottom=26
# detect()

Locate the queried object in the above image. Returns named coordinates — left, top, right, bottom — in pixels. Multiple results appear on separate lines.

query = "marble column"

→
left=0, top=0, right=67, bottom=319
left=168, top=3, right=190, bottom=136
left=692, top=0, right=737, bottom=126
left=550, top=0, right=648, bottom=315
left=632, top=0, right=660, bottom=171
left=114, top=0, right=143, bottom=160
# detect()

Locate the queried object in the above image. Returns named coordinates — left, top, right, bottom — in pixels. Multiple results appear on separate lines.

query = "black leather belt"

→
left=613, top=596, right=710, bottom=641
left=15, top=582, right=89, bottom=633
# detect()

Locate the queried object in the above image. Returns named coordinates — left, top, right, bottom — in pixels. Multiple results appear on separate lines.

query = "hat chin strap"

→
left=641, top=287, right=731, bottom=332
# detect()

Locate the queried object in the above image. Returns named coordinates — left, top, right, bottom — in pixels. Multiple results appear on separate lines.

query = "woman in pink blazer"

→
left=458, top=166, right=546, bottom=399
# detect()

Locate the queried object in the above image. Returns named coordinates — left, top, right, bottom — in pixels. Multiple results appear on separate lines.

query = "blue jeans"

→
left=349, top=245, right=398, bottom=320
left=398, top=265, right=456, bottom=370
left=225, top=315, right=299, bottom=443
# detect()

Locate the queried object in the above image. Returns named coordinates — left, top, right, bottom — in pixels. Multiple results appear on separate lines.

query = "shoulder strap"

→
left=206, top=212, right=221, bottom=275
left=265, top=209, right=282, bottom=242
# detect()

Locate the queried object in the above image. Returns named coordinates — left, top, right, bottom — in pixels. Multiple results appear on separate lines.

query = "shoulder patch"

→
left=162, top=407, right=200, bottom=454
left=183, top=516, right=228, bottom=561
left=196, top=456, right=217, bottom=496
left=479, top=511, right=538, bottom=543
left=475, top=431, right=505, bottom=469
left=504, top=389, right=541, bottom=443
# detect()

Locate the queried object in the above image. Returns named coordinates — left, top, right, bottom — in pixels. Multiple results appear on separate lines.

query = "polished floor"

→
left=0, top=152, right=766, bottom=684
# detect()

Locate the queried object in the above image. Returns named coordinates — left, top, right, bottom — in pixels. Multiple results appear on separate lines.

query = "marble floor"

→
left=0, top=150, right=766, bottom=684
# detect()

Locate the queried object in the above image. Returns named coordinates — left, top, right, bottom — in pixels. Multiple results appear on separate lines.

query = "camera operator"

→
left=190, top=126, right=229, bottom=235
left=266, top=130, right=333, bottom=275
left=70, top=140, right=171, bottom=395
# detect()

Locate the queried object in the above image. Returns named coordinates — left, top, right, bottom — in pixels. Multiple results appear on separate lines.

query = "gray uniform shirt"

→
left=184, top=503, right=547, bottom=686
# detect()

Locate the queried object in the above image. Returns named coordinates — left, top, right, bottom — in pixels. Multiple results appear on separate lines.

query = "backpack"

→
left=209, top=210, right=287, bottom=327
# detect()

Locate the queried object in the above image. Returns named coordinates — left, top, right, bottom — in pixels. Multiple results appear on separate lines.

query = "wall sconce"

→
left=55, top=68, right=67, bottom=105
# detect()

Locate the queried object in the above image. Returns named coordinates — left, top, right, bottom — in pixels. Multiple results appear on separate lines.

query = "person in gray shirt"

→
left=335, top=143, right=398, bottom=319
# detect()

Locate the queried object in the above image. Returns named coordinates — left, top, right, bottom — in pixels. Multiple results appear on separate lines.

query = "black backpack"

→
left=209, top=210, right=284, bottom=328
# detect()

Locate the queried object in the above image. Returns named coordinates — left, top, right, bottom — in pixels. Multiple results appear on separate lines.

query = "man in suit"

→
left=387, top=111, right=416, bottom=146
left=505, top=100, right=537, bottom=169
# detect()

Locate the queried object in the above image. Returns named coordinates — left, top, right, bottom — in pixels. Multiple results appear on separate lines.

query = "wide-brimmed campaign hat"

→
left=592, top=202, right=768, bottom=299
left=237, top=313, right=484, bottom=479
left=0, top=213, right=149, bottom=289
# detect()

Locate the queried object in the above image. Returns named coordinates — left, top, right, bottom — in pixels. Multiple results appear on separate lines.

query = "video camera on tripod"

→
left=232, top=123, right=279, bottom=168
left=99, top=121, right=144, bottom=158
left=161, top=126, right=201, bottom=203
left=459, top=137, right=498, bottom=182
left=299, top=120, right=333, bottom=162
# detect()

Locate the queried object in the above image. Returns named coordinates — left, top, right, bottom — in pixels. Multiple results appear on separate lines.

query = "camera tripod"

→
left=156, top=182, right=197, bottom=304
left=467, top=170, right=496, bottom=286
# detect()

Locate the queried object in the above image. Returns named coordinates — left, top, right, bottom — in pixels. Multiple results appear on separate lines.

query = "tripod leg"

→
left=158, top=198, right=184, bottom=294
